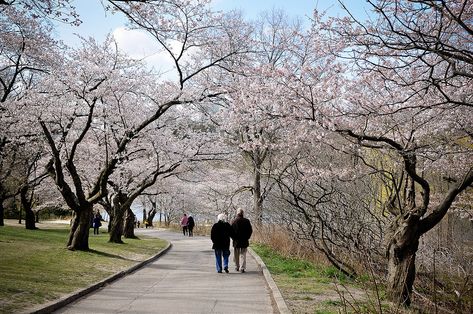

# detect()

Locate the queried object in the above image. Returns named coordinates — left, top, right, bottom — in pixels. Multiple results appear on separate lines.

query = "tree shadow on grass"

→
left=87, top=249, right=139, bottom=262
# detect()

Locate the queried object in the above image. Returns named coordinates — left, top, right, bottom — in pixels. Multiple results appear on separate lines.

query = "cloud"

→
left=112, top=27, right=177, bottom=79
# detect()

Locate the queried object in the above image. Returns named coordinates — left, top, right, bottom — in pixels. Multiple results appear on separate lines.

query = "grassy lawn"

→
left=0, top=224, right=167, bottom=314
left=252, top=243, right=386, bottom=314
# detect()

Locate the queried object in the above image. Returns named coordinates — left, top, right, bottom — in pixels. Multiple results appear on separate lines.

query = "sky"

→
left=56, top=0, right=369, bottom=72
left=57, top=0, right=366, bottom=45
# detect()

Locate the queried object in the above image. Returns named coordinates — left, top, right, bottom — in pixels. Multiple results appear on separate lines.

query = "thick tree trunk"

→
left=123, top=207, right=136, bottom=238
left=67, top=206, right=93, bottom=250
left=109, top=210, right=125, bottom=243
left=386, top=213, right=420, bottom=306
left=98, top=200, right=112, bottom=233
left=109, top=192, right=129, bottom=243
left=24, top=208, right=36, bottom=230
left=0, top=201, right=4, bottom=226
left=253, top=166, right=263, bottom=226
left=20, top=186, right=36, bottom=230
left=108, top=213, right=114, bottom=233
left=147, top=208, right=157, bottom=227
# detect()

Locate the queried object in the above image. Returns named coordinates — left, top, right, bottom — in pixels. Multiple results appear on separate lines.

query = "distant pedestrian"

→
left=187, top=215, right=195, bottom=237
left=180, top=213, right=188, bottom=236
left=211, top=213, right=233, bottom=273
left=92, top=213, right=102, bottom=235
left=231, top=208, right=253, bottom=273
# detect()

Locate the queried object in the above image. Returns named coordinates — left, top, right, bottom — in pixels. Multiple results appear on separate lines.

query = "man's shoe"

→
left=235, top=267, right=239, bottom=272
left=217, top=270, right=222, bottom=273
left=240, top=269, right=245, bottom=273
left=224, top=267, right=229, bottom=273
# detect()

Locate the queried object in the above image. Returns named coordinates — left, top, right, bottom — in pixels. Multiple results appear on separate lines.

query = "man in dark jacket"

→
left=231, top=208, right=253, bottom=273
left=210, top=213, right=233, bottom=273
left=187, top=215, right=195, bottom=237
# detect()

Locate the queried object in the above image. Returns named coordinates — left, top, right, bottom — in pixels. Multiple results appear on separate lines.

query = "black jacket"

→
left=231, top=215, right=253, bottom=248
left=211, top=220, right=233, bottom=250
left=187, top=216, right=195, bottom=228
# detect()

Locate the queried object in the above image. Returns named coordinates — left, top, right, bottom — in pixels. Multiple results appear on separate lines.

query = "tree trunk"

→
left=147, top=208, right=157, bottom=227
left=98, top=200, right=112, bottom=233
left=20, top=186, right=36, bottom=230
left=67, top=206, right=93, bottom=250
left=123, top=207, right=136, bottom=238
left=109, top=210, right=125, bottom=243
left=386, top=213, right=420, bottom=306
left=253, top=167, right=263, bottom=226
left=24, top=208, right=36, bottom=230
left=143, top=207, right=147, bottom=226
left=0, top=200, right=4, bottom=226
left=108, top=213, right=114, bottom=233
left=109, top=192, right=127, bottom=243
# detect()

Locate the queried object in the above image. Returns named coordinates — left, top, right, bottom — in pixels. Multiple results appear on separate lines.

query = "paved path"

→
left=54, top=229, right=276, bottom=314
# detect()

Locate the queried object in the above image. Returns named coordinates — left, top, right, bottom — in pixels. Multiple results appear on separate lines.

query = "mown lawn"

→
left=0, top=224, right=167, bottom=313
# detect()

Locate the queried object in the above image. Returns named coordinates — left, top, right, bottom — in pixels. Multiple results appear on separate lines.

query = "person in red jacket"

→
left=180, top=213, right=188, bottom=236
left=231, top=208, right=253, bottom=273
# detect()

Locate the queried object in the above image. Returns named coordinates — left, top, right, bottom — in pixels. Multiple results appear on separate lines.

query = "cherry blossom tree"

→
left=325, top=0, right=473, bottom=306
left=30, top=36, right=195, bottom=249
left=106, top=113, right=196, bottom=242
left=209, top=9, right=304, bottom=226
left=272, top=1, right=473, bottom=306
left=24, top=0, right=249, bottom=250
left=0, top=4, right=62, bottom=226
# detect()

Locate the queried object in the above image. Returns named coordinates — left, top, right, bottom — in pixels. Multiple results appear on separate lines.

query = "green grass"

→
left=252, top=243, right=349, bottom=282
left=252, top=243, right=357, bottom=314
left=0, top=225, right=167, bottom=314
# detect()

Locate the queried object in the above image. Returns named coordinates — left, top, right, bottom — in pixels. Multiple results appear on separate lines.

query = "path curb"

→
left=25, top=242, right=172, bottom=314
left=249, top=247, right=291, bottom=314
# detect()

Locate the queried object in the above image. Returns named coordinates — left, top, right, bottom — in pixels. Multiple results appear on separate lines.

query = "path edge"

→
left=24, top=241, right=173, bottom=314
left=248, top=247, right=291, bottom=314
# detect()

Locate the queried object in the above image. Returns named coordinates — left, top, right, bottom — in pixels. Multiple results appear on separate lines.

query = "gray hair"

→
left=236, top=208, right=244, bottom=216
left=217, top=213, right=226, bottom=222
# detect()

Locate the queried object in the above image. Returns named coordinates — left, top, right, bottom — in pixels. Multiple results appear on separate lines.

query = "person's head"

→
left=183, top=213, right=187, bottom=217
left=236, top=208, right=244, bottom=217
left=217, top=213, right=225, bottom=222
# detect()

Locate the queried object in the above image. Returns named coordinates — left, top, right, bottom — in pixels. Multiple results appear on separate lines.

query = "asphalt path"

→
left=54, top=229, right=276, bottom=314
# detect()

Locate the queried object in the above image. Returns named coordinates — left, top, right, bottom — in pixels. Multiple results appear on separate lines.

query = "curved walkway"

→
left=54, top=229, right=278, bottom=314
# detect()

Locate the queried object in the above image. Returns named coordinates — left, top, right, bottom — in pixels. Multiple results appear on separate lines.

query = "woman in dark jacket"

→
left=210, top=213, right=233, bottom=273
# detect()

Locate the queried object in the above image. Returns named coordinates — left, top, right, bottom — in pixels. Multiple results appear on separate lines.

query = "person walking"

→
left=187, top=215, right=195, bottom=237
left=180, top=213, right=188, bottom=236
left=210, top=213, right=233, bottom=273
left=231, top=208, right=253, bottom=273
